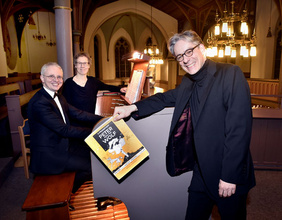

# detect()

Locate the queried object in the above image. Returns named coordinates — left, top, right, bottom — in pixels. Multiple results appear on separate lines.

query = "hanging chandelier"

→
left=144, top=37, right=164, bottom=65
left=143, top=6, right=163, bottom=65
left=33, top=11, right=46, bottom=41
left=46, top=12, right=56, bottom=47
left=206, top=1, right=257, bottom=58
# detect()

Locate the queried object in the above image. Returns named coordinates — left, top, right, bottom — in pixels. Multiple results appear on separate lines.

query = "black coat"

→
left=28, top=88, right=102, bottom=174
left=133, top=59, right=255, bottom=198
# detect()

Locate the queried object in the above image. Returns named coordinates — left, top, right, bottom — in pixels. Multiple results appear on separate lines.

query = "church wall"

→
left=2, top=1, right=279, bottom=83
left=84, top=0, right=177, bottom=88
left=3, top=12, right=57, bottom=75
left=24, top=12, right=57, bottom=74
left=251, top=0, right=279, bottom=79
left=0, top=17, right=8, bottom=77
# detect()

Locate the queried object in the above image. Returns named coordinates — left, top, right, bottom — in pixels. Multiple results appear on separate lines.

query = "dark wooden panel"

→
left=250, top=117, right=282, bottom=169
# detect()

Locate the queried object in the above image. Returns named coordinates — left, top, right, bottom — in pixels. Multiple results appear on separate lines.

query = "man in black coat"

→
left=28, top=62, right=102, bottom=192
left=114, top=30, right=255, bottom=220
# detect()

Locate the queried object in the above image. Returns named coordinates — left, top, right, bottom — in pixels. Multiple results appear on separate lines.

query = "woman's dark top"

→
left=62, top=76, right=121, bottom=114
left=61, top=76, right=120, bottom=152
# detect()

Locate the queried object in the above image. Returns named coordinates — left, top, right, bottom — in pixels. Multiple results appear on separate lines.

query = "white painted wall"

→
left=4, top=11, right=57, bottom=74
left=0, top=17, right=8, bottom=77
left=24, top=12, right=57, bottom=73
left=251, top=0, right=279, bottom=79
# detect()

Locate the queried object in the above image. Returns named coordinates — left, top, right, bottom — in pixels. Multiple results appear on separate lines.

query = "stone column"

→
left=73, top=31, right=82, bottom=56
left=72, top=0, right=83, bottom=56
left=54, top=0, right=73, bottom=81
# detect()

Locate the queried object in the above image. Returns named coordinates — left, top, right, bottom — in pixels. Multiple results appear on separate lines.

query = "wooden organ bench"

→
left=22, top=172, right=129, bottom=220
left=22, top=172, right=76, bottom=220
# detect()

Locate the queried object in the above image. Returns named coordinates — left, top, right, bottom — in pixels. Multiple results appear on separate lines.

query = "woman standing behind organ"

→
left=62, top=52, right=126, bottom=158
left=62, top=52, right=126, bottom=127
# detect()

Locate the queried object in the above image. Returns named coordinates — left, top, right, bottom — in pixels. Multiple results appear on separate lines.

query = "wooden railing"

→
left=247, top=78, right=281, bottom=108
left=247, top=78, right=279, bottom=95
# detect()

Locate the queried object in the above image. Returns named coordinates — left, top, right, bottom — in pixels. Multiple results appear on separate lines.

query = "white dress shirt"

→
left=43, top=87, right=66, bottom=123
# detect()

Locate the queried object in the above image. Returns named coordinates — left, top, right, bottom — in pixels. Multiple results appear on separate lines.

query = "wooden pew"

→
left=8, top=72, right=18, bottom=77
left=0, top=82, right=25, bottom=95
left=31, top=72, right=40, bottom=79
left=18, top=72, right=40, bottom=79
left=1, top=73, right=40, bottom=86
left=24, top=79, right=42, bottom=92
left=0, top=82, right=25, bottom=121
left=5, top=89, right=40, bottom=156
left=6, top=76, right=31, bottom=84
left=0, top=76, right=7, bottom=85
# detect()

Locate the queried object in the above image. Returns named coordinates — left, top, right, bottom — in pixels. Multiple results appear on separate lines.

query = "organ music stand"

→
left=120, top=51, right=150, bottom=104
left=95, top=52, right=150, bottom=116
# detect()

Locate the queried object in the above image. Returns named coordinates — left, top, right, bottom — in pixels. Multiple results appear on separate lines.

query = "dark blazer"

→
left=27, top=88, right=102, bottom=174
left=133, top=59, right=255, bottom=198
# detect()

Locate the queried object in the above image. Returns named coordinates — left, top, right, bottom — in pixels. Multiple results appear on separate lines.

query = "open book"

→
left=85, top=116, right=149, bottom=180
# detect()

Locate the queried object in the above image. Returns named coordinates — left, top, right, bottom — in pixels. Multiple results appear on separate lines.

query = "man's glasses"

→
left=76, top=62, right=90, bottom=66
left=43, top=75, right=63, bottom=81
left=175, top=44, right=200, bottom=62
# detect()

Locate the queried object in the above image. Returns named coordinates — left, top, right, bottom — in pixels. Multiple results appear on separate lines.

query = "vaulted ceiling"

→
left=1, top=0, right=281, bottom=49
left=142, top=0, right=258, bottom=37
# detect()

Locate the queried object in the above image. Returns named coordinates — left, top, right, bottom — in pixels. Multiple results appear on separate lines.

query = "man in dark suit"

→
left=114, top=30, right=255, bottom=220
left=28, top=62, right=103, bottom=192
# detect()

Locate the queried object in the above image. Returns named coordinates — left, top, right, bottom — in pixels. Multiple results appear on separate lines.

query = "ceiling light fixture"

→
left=143, top=6, right=163, bottom=65
left=206, top=1, right=256, bottom=58
left=46, top=12, right=56, bottom=47
left=33, top=11, right=46, bottom=41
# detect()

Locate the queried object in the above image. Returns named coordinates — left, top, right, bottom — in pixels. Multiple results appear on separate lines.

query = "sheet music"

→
left=125, top=69, right=144, bottom=103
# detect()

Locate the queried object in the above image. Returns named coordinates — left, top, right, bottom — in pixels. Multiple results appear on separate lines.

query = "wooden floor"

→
left=69, top=181, right=130, bottom=220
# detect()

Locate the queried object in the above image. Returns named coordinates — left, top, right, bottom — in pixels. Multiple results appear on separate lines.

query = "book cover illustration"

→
left=85, top=117, right=149, bottom=180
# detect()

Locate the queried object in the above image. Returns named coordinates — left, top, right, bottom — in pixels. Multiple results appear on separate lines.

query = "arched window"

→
left=115, top=38, right=131, bottom=78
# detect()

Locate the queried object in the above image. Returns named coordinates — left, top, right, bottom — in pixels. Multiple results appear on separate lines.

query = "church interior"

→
left=0, top=0, right=282, bottom=219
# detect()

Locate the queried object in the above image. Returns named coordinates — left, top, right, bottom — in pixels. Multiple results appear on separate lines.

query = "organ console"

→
left=90, top=108, right=192, bottom=220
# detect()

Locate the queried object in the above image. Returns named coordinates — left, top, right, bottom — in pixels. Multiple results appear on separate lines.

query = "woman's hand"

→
left=120, top=87, right=127, bottom=93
